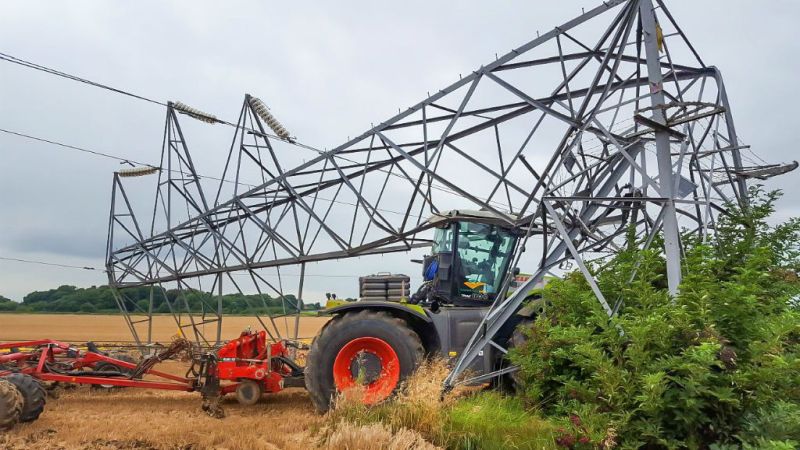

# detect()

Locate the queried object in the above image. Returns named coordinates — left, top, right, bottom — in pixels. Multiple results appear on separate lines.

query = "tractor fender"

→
left=323, top=300, right=431, bottom=322
left=321, top=301, right=439, bottom=354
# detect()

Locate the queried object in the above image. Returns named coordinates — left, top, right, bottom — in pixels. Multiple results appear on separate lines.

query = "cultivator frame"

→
left=0, top=330, right=304, bottom=418
left=103, top=0, right=794, bottom=394
left=0, top=339, right=193, bottom=391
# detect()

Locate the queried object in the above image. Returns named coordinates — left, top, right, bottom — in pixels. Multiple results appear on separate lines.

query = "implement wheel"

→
left=305, top=310, right=423, bottom=412
left=93, top=353, right=137, bottom=390
left=235, top=380, right=263, bottom=406
left=3, top=373, right=46, bottom=422
left=0, top=378, right=23, bottom=430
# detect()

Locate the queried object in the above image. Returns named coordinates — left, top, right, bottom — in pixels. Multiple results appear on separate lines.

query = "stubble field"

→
left=0, top=313, right=330, bottom=343
left=0, top=314, right=333, bottom=450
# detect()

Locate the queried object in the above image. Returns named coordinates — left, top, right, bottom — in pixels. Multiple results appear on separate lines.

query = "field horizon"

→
left=0, top=313, right=329, bottom=343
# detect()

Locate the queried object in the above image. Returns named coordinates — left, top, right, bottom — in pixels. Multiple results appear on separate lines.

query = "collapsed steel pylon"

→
left=106, top=0, right=791, bottom=385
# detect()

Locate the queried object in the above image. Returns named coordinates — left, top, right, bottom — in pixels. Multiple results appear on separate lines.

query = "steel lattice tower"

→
left=106, top=0, right=792, bottom=387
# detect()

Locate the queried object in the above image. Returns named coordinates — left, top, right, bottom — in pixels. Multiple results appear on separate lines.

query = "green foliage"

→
left=510, top=188, right=800, bottom=449
left=0, top=295, right=17, bottom=311
left=443, top=392, right=559, bottom=450
left=0, top=285, right=321, bottom=315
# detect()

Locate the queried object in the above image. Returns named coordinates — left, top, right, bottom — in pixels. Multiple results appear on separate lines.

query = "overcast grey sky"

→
left=0, top=1, right=798, bottom=302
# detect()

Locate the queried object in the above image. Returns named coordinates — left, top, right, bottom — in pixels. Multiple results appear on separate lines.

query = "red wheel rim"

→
left=332, top=336, right=400, bottom=404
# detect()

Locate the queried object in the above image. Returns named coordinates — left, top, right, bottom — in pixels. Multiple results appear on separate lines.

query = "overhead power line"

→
left=0, top=52, right=165, bottom=107
left=0, top=51, right=318, bottom=146
left=0, top=126, right=419, bottom=217
left=0, top=256, right=99, bottom=271
left=0, top=255, right=363, bottom=279
left=0, top=127, right=235, bottom=186
left=0, top=49, right=506, bottom=210
left=0, top=128, right=149, bottom=166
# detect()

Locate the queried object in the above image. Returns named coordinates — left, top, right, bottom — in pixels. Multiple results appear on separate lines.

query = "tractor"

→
left=305, top=210, right=544, bottom=412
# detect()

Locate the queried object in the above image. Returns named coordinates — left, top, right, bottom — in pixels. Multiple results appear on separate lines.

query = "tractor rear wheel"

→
left=0, top=378, right=23, bottom=430
left=305, top=310, right=423, bottom=412
left=3, top=373, right=46, bottom=422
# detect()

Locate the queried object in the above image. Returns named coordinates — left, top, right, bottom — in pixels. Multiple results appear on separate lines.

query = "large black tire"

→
left=492, top=299, right=548, bottom=394
left=305, top=310, right=423, bottom=413
left=507, top=320, right=533, bottom=390
left=0, top=378, right=23, bottom=430
left=3, top=373, right=46, bottom=422
left=92, top=353, right=138, bottom=390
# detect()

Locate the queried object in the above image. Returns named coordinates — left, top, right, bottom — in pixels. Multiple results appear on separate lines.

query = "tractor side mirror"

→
left=513, top=267, right=521, bottom=276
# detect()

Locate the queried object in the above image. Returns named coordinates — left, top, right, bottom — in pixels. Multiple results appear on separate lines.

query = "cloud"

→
left=0, top=0, right=798, bottom=305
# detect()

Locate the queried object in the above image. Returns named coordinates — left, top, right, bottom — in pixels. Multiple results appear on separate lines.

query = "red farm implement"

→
left=0, top=329, right=305, bottom=427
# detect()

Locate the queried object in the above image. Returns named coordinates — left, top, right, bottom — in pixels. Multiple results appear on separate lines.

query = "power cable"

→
left=0, top=255, right=367, bottom=279
left=0, top=126, right=417, bottom=217
left=0, top=51, right=165, bottom=107
left=0, top=50, right=509, bottom=210
left=0, top=256, right=99, bottom=271
left=0, top=128, right=149, bottom=166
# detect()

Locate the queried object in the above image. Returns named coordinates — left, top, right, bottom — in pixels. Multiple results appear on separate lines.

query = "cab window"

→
left=454, top=222, right=515, bottom=298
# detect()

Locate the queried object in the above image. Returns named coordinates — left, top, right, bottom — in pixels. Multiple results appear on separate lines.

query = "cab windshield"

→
left=454, top=222, right=515, bottom=298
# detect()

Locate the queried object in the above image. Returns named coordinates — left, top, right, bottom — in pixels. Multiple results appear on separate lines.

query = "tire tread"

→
left=305, top=310, right=423, bottom=412
left=4, top=373, right=46, bottom=422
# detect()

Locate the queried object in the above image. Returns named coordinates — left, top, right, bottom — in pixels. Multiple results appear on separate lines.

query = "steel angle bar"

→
left=445, top=142, right=640, bottom=390
left=375, top=132, right=513, bottom=223
left=544, top=200, right=613, bottom=316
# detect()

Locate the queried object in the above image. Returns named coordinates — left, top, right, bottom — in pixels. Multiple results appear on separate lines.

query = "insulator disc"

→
left=118, top=166, right=160, bottom=177
left=249, top=96, right=292, bottom=139
left=172, top=101, right=218, bottom=124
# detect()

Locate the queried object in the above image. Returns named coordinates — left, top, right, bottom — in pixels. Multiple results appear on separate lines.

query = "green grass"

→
left=325, top=385, right=559, bottom=450
left=443, top=392, right=559, bottom=450
left=322, top=359, right=561, bottom=449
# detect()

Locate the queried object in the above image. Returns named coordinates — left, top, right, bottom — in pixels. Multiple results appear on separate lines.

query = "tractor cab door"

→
left=453, top=222, right=517, bottom=303
left=430, top=221, right=517, bottom=305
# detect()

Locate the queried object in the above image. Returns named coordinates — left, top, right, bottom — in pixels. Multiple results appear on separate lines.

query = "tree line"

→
left=0, top=285, right=324, bottom=315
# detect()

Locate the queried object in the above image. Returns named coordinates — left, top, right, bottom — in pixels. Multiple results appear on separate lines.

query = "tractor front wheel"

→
left=305, top=310, right=423, bottom=412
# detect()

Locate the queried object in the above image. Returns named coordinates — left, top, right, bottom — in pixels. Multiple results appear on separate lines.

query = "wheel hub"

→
left=349, top=350, right=382, bottom=384
left=332, top=336, right=400, bottom=404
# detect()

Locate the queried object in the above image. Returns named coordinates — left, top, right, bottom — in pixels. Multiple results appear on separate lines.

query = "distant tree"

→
left=2, top=284, right=325, bottom=315
left=0, top=295, right=17, bottom=312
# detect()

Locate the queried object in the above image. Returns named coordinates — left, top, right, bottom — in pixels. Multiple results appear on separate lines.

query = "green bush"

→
left=510, top=188, right=800, bottom=449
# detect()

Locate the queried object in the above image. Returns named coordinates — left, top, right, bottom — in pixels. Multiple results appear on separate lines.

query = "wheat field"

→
left=0, top=313, right=330, bottom=343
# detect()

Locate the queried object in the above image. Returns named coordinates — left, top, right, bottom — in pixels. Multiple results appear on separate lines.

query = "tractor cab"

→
left=421, top=210, right=519, bottom=306
left=310, top=209, right=526, bottom=412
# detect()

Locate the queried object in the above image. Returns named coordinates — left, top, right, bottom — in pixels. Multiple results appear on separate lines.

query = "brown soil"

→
left=0, top=383, right=322, bottom=449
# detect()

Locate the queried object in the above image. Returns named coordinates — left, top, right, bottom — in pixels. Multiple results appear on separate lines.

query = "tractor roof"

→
left=426, top=209, right=516, bottom=228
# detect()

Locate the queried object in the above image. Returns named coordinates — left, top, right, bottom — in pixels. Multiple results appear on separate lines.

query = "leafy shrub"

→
left=510, top=188, right=800, bottom=449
